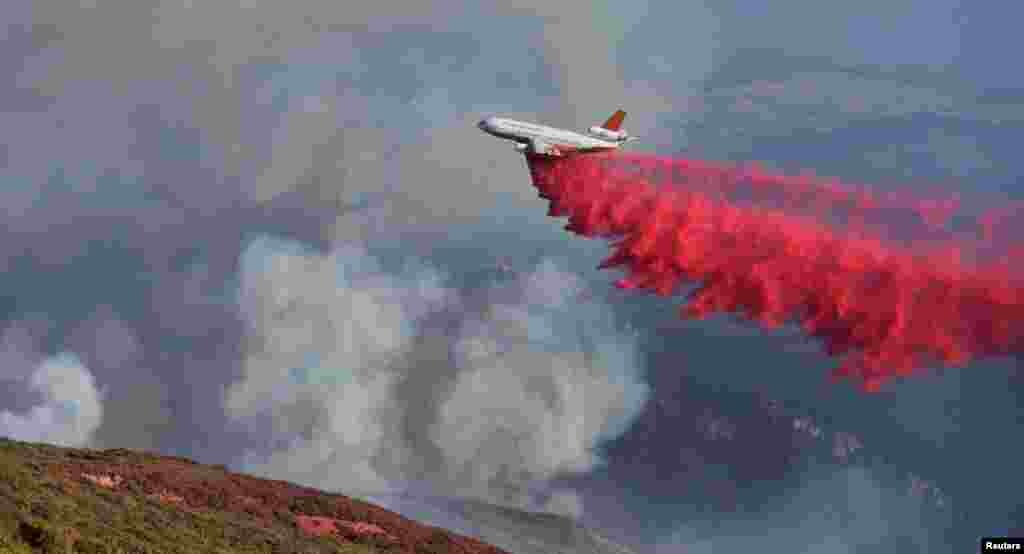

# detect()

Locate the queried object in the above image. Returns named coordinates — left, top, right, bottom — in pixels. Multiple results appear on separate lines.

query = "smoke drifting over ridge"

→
left=230, top=235, right=648, bottom=510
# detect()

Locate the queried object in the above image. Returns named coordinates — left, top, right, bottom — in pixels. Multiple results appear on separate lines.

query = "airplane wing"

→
left=530, top=139, right=566, bottom=157
left=529, top=139, right=614, bottom=157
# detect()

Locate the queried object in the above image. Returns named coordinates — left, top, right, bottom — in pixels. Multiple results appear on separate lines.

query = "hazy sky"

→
left=1, top=2, right=1021, bottom=552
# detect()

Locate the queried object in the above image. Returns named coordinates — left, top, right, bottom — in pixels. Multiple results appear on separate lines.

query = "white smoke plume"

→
left=227, top=234, right=648, bottom=514
left=0, top=352, right=104, bottom=447
left=542, top=489, right=585, bottom=519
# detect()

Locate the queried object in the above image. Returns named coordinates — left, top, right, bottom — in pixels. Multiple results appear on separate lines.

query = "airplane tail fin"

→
left=599, top=109, right=626, bottom=131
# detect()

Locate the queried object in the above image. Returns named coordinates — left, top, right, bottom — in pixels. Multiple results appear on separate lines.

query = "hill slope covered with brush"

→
left=0, top=437, right=510, bottom=554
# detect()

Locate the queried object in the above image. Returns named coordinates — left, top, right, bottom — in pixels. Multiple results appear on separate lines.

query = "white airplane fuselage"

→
left=477, top=114, right=631, bottom=157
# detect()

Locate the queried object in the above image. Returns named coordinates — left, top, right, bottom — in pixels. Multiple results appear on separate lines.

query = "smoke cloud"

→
left=229, top=235, right=648, bottom=512
left=541, top=489, right=585, bottom=519
left=0, top=353, right=104, bottom=448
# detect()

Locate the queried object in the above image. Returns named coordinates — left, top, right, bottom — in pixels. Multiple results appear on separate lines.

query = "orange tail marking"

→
left=600, top=110, right=626, bottom=131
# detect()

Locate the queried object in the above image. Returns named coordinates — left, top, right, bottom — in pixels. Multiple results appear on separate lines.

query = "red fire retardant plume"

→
left=527, top=153, right=1024, bottom=392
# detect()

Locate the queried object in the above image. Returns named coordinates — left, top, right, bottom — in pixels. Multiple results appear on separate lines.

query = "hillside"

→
left=364, top=495, right=640, bottom=554
left=0, top=437, right=509, bottom=554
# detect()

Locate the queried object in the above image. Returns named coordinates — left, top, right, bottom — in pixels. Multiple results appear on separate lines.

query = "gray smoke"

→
left=229, top=235, right=648, bottom=511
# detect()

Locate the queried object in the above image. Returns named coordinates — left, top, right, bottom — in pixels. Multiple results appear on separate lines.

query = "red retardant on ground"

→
left=527, top=153, right=1024, bottom=391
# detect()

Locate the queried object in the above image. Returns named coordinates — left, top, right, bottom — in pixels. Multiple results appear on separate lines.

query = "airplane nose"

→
left=477, top=117, right=495, bottom=131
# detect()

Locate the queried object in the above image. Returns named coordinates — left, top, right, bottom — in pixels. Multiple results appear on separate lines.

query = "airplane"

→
left=477, top=109, right=637, bottom=157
